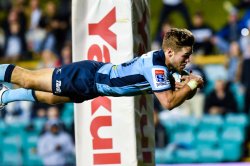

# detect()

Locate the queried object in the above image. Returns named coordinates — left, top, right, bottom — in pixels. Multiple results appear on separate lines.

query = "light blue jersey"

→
left=95, top=50, right=175, bottom=96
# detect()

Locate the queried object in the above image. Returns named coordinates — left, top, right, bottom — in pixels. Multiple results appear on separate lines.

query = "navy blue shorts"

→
left=52, top=60, right=105, bottom=103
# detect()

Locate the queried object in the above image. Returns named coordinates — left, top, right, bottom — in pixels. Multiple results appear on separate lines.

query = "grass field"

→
left=150, top=0, right=243, bottom=39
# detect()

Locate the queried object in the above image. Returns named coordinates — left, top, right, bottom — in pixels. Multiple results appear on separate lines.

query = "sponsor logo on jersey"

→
left=55, top=80, right=62, bottom=93
left=155, top=70, right=165, bottom=82
left=153, top=69, right=169, bottom=88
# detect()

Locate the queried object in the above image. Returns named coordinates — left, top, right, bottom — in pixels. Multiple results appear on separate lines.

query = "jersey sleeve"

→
left=143, top=66, right=172, bottom=92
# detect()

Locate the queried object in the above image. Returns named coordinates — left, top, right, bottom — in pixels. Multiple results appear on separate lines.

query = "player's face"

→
left=171, top=46, right=192, bottom=72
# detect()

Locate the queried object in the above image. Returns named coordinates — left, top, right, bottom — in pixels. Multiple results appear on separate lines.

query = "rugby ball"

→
left=172, top=72, right=181, bottom=82
left=172, top=70, right=190, bottom=82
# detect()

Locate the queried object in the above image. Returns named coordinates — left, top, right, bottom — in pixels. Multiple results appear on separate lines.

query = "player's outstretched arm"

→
left=154, top=75, right=203, bottom=110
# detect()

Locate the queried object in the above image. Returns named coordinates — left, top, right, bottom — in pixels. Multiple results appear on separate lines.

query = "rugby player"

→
left=0, top=28, right=203, bottom=110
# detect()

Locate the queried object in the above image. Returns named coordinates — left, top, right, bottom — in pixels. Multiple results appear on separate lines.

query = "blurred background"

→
left=153, top=0, right=250, bottom=165
left=0, top=0, right=249, bottom=165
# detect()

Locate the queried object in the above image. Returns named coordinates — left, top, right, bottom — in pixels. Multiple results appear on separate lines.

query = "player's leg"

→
left=34, top=91, right=71, bottom=104
left=0, top=61, right=101, bottom=106
left=11, top=66, right=54, bottom=92
left=0, top=64, right=53, bottom=92
left=1, top=86, right=71, bottom=106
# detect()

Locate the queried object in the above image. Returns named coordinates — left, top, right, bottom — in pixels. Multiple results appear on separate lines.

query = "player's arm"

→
left=174, top=71, right=198, bottom=100
left=186, top=88, right=197, bottom=100
left=154, top=85, right=192, bottom=110
left=175, top=76, right=197, bottom=100
left=154, top=75, right=203, bottom=110
left=143, top=65, right=202, bottom=110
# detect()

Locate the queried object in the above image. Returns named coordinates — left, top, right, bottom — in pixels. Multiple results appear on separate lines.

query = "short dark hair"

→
left=162, top=28, right=194, bottom=52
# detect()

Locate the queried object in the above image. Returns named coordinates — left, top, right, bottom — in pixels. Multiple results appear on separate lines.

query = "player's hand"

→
left=181, top=74, right=204, bottom=88
left=175, top=74, right=204, bottom=90
left=175, top=82, right=185, bottom=90
left=188, top=74, right=204, bottom=88
left=180, top=75, right=191, bottom=84
left=175, top=75, right=190, bottom=90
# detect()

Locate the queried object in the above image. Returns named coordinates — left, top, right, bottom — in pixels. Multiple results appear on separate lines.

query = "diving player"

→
left=0, top=28, right=203, bottom=110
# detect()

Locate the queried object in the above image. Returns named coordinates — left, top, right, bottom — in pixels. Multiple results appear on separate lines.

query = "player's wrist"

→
left=187, top=79, right=198, bottom=90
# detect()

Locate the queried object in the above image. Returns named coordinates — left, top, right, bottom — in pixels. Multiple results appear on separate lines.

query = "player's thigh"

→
left=35, top=91, right=72, bottom=105
left=12, top=67, right=54, bottom=92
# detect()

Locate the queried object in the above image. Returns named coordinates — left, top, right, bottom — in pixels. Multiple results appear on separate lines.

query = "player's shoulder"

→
left=152, top=49, right=166, bottom=66
left=141, top=49, right=166, bottom=67
left=140, top=49, right=163, bottom=58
